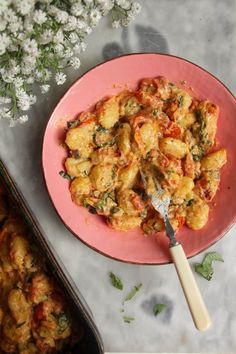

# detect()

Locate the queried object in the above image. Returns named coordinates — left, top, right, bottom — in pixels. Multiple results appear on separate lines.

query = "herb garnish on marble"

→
left=123, top=316, right=135, bottom=323
left=124, top=282, right=142, bottom=302
left=194, top=251, right=224, bottom=281
left=153, top=303, right=166, bottom=316
left=109, top=272, right=123, bottom=290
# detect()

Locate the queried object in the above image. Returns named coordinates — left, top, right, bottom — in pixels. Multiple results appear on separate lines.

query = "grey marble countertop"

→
left=1, top=0, right=236, bottom=352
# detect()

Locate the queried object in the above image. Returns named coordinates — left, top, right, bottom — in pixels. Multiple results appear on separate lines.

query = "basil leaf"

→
left=124, top=283, right=142, bottom=302
left=194, top=252, right=224, bottom=281
left=109, top=272, right=123, bottom=290
left=153, top=303, right=166, bottom=316
left=123, top=316, right=135, bottom=323
left=59, top=171, right=74, bottom=180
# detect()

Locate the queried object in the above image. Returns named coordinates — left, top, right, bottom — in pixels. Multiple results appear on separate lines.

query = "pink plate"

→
left=42, top=53, right=236, bottom=264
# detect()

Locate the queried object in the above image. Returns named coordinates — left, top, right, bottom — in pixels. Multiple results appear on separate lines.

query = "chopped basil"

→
left=67, top=120, right=80, bottom=129
left=124, top=283, right=142, bottom=302
left=16, top=321, right=26, bottom=328
left=109, top=272, right=123, bottom=290
left=59, top=171, right=74, bottom=181
left=195, top=252, right=224, bottom=281
left=88, top=206, right=97, bottom=214
left=192, top=154, right=201, bottom=161
left=153, top=303, right=166, bottom=316
left=123, top=316, right=135, bottom=323
left=187, top=199, right=194, bottom=206
left=178, top=96, right=184, bottom=107
left=93, top=127, right=116, bottom=148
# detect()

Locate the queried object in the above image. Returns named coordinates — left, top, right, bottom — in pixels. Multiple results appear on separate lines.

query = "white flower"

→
left=13, top=0, right=35, bottom=16
left=121, top=17, right=131, bottom=26
left=131, top=1, right=141, bottom=14
left=14, top=78, right=24, bottom=89
left=55, top=72, right=66, bottom=85
left=16, top=89, right=31, bottom=111
left=54, top=43, right=64, bottom=55
left=29, top=94, right=37, bottom=105
left=34, top=9, right=47, bottom=24
left=77, top=19, right=87, bottom=30
left=0, top=0, right=11, bottom=16
left=26, top=77, right=35, bottom=84
left=89, top=9, right=102, bottom=26
left=64, top=48, right=73, bottom=59
left=40, top=29, right=53, bottom=44
left=64, top=16, right=77, bottom=31
left=69, top=32, right=78, bottom=44
left=0, top=33, right=11, bottom=55
left=70, top=3, right=84, bottom=17
left=55, top=10, right=69, bottom=24
left=9, top=119, right=16, bottom=127
left=3, top=8, right=17, bottom=23
left=115, top=0, right=131, bottom=9
left=0, top=96, right=11, bottom=104
left=80, top=42, right=87, bottom=51
left=19, top=115, right=29, bottom=123
left=54, top=29, right=64, bottom=44
left=70, top=57, right=81, bottom=70
left=0, top=19, right=7, bottom=31
left=40, top=84, right=50, bottom=94
left=24, top=16, right=34, bottom=32
left=112, top=20, right=121, bottom=29
left=84, top=26, right=92, bottom=35
left=23, top=38, right=39, bottom=57
left=2, top=107, right=13, bottom=120
left=8, top=18, right=23, bottom=33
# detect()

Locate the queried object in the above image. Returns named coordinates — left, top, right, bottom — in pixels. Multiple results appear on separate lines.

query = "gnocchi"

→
left=61, top=76, right=227, bottom=234
left=0, top=180, right=82, bottom=353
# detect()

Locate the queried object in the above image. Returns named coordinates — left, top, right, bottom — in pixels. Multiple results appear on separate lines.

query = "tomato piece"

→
left=177, top=216, right=185, bottom=228
left=158, top=153, right=170, bottom=168
left=130, top=194, right=145, bottom=210
left=164, top=122, right=181, bottom=138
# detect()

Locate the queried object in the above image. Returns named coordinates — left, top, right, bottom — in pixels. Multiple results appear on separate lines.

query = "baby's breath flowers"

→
left=0, top=0, right=141, bottom=126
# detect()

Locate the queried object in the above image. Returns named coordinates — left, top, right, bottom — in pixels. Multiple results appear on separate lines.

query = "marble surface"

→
left=1, top=0, right=236, bottom=352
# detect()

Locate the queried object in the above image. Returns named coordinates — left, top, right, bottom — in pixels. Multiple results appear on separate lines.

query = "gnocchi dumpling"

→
left=97, top=96, right=120, bottom=129
left=159, top=138, right=188, bottom=159
left=186, top=199, right=209, bottom=230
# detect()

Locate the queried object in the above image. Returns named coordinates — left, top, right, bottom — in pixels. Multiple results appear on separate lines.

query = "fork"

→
left=140, top=170, right=211, bottom=331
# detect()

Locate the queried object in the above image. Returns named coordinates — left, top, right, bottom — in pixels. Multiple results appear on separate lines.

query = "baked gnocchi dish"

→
left=0, top=182, right=82, bottom=353
left=62, top=76, right=227, bottom=234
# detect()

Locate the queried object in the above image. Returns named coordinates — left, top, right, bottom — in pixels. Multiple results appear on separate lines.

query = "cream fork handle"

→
left=169, top=243, right=211, bottom=331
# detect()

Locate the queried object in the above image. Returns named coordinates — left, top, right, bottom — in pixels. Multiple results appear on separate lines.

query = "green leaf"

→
left=109, top=272, right=123, bottom=290
left=124, top=283, right=142, bottom=302
left=59, top=171, right=74, bottom=180
left=194, top=252, right=224, bottom=281
left=123, top=316, right=135, bottom=323
left=153, top=303, right=166, bottom=316
left=178, top=96, right=184, bottom=107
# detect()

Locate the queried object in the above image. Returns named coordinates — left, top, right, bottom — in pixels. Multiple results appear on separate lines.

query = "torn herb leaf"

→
left=153, top=303, right=166, bottom=316
left=178, top=96, right=184, bottom=107
left=109, top=272, right=123, bottom=290
left=194, top=251, right=224, bottom=281
left=123, top=316, right=135, bottom=323
left=59, top=171, right=74, bottom=181
left=124, top=283, right=142, bottom=302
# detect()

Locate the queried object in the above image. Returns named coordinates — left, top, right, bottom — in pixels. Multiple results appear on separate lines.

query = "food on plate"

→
left=0, top=181, right=82, bottom=353
left=62, top=76, right=227, bottom=234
